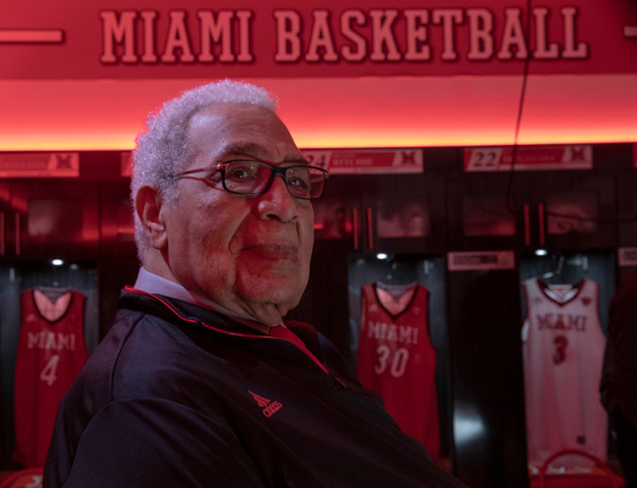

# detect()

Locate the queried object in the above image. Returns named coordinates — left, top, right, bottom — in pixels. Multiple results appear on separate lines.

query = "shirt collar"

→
left=133, top=267, right=276, bottom=334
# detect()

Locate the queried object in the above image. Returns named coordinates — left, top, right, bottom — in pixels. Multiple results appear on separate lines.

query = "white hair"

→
left=131, top=80, right=278, bottom=260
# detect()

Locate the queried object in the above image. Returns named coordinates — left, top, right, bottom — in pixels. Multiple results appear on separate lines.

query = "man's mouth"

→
left=244, top=244, right=299, bottom=261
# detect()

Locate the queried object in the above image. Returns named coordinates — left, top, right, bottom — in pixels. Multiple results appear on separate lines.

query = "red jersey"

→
left=357, top=282, right=439, bottom=460
left=14, top=289, right=88, bottom=468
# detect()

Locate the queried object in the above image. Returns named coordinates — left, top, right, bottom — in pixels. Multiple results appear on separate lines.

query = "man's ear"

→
left=135, top=186, right=168, bottom=251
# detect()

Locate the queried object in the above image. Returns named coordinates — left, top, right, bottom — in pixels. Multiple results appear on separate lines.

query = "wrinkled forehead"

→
left=186, top=103, right=304, bottom=165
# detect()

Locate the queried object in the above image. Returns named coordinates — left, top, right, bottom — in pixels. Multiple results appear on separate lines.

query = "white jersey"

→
left=522, top=278, right=607, bottom=464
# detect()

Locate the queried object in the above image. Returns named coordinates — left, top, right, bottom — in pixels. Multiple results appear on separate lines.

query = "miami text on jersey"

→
left=536, top=313, right=587, bottom=332
left=27, top=331, right=78, bottom=351
left=366, top=322, right=419, bottom=345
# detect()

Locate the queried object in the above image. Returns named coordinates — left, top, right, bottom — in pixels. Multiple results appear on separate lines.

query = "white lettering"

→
left=140, top=10, right=157, bottom=63
left=533, top=8, right=559, bottom=59
left=274, top=10, right=302, bottom=62
left=100, top=10, right=137, bottom=63
left=27, top=332, right=41, bottom=349
left=98, top=7, right=590, bottom=68
left=161, top=11, right=195, bottom=63
left=467, top=8, right=493, bottom=60
left=341, top=10, right=366, bottom=61
left=497, top=8, right=528, bottom=60
left=44, top=332, right=57, bottom=350
left=236, top=10, right=253, bottom=62
left=404, top=10, right=430, bottom=61
left=305, top=10, right=338, bottom=62
left=368, top=321, right=387, bottom=340
left=57, top=333, right=70, bottom=350
left=398, top=325, right=414, bottom=344
left=26, top=331, right=76, bottom=350
left=368, top=323, right=419, bottom=344
left=369, top=10, right=401, bottom=61
left=561, top=7, right=587, bottom=58
left=198, top=10, right=234, bottom=63
left=432, top=9, right=463, bottom=61
left=386, top=324, right=398, bottom=341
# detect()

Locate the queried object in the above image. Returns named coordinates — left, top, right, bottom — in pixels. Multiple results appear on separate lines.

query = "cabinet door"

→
left=0, top=182, right=13, bottom=259
left=531, top=173, right=616, bottom=250
left=11, top=180, right=99, bottom=260
left=100, top=180, right=137, bottom=259
left=362, top=174, right=446, bottom=254
left=447, top=267, right=529, bottom=488
left=617, top=172, right=637, bottom=247
left=290, top=176, right=362, bottom=356
left=447, top=174, right=530, bottom=251
left=348, top=255, right=453, bottom=460
left=312, top=175, right=363, bottom=252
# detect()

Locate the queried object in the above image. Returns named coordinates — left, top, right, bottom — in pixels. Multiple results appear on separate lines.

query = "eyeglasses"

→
left=174, top=160, right=330, bottom=200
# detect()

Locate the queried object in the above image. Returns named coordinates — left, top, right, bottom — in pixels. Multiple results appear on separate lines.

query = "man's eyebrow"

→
left=215, top=142, right=268, bottom=161
left=283, top=155, right=309, bottom=165
left=216, top=142, right=308, bottom=165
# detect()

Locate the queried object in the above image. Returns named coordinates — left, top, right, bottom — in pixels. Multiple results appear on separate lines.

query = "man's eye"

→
left=286, top=167, right=311, bottom=190
left=227, top=165, right=257, bottom=180
left=287, top=176, right=310, bottom=190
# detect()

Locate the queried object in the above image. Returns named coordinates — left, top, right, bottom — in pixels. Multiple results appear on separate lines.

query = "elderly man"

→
left=44, top=81, right=466, bottom=487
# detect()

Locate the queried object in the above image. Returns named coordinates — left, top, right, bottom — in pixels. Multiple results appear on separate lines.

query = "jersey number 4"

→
left=40, top=354, right=61, bottom=386
left=374, top=345, right=409, bottom=378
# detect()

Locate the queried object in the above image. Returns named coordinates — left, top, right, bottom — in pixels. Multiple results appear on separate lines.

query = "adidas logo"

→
left=249, top=391, right=283, bottom=418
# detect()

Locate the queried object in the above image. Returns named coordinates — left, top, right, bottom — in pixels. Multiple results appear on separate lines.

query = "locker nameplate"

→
left=0, top=153, right=79, bottom=178
left=464, top=145, right=593, bottom=172
left=121, top=152, right=133, bottom=177
left=618, top=248, right=637, bottom=267
left=302, top=149, right=423, bottom=175
left=448, top=251, right=515, bottom=271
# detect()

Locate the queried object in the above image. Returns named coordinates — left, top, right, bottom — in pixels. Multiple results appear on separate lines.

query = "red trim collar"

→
left=124, top=286, right=329, bottom=375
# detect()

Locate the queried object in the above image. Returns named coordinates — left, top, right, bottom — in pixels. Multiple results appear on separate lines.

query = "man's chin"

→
left=234, top=273, right=304, bottom=316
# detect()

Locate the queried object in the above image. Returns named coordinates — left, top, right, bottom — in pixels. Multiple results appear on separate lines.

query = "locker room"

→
left=1, top=0, right=637, bottom=487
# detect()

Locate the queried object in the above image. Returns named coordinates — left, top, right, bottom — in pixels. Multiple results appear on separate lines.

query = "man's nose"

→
left=255, top=174, right=299, bottom=222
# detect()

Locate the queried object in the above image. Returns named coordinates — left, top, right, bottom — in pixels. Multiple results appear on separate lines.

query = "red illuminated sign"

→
left=447, top=251, right=516, bottom=271
left=463, top=145, right=593, bottom=171
left=121, top=149, right=422, bottom=176
left=619, top=248, right=637, bottom=267
left=121, top=152, right=133, bottom=177
left=302, top=149, right=423, bottom=174
left=1, top=0, right=636, bottom=79
left=0, top=153, right=79, bottom=178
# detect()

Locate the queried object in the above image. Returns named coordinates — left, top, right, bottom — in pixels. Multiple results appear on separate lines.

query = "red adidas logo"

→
left=249, top=391, right=283, bottom=418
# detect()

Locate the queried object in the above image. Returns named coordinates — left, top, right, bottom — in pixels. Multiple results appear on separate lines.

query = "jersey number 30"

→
left=374, top=345, right=409, bottom=378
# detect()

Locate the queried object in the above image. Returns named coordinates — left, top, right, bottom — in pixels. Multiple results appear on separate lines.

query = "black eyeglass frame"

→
left=173, top=160, right=330, bottom=200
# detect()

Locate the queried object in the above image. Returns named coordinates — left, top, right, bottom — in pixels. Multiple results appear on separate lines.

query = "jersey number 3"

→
left=374, top=345, right=409, bottom=378
left=553, top=335, right=568, bottom=365
left=40, top=354, right=60, bottom=386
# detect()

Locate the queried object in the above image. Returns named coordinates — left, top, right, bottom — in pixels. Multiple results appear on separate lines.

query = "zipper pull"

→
left=326, top=368, right=346, bottom=388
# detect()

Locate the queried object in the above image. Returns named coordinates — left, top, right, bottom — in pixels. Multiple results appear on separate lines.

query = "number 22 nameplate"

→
left=464, top=145, right=593, bottom=172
